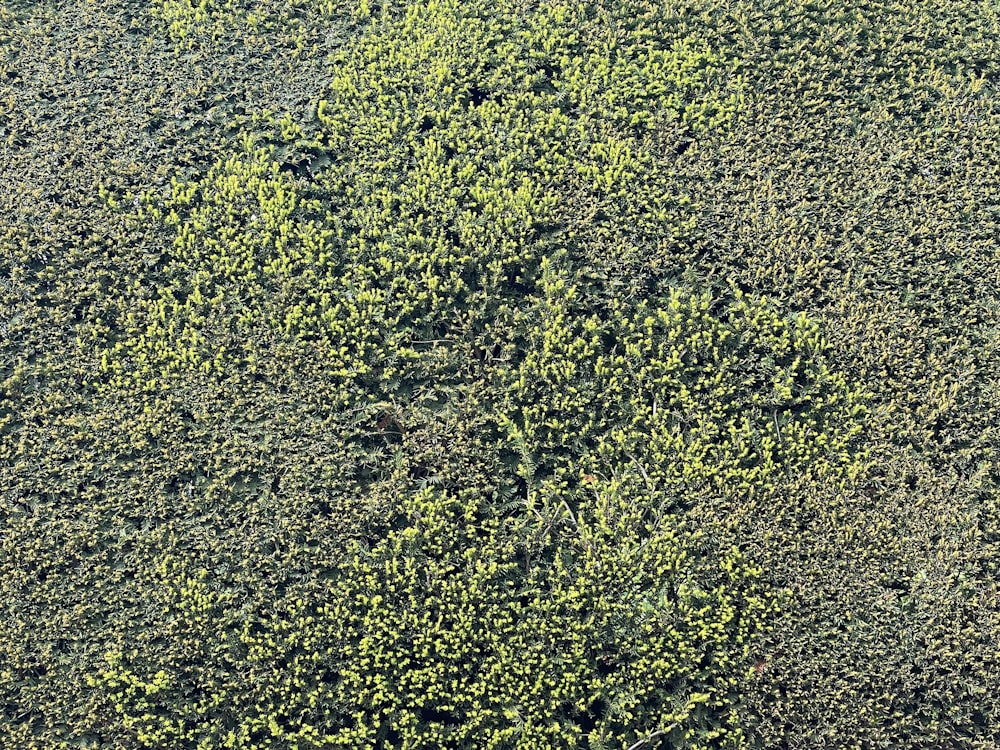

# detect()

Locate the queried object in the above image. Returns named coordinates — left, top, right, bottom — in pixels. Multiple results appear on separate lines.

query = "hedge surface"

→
left=1, top=0, right=998, bottom=748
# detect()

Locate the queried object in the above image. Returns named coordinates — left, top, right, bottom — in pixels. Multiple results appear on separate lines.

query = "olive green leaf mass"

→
left=2, top=0, right=999, bottom=748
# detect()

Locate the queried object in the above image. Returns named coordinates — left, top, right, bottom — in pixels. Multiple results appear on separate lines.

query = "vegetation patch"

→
left=3, top=0, right=999, bottom=748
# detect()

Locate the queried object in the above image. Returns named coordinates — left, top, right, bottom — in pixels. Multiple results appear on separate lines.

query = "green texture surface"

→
left=2, top=0, right=998, bottom=748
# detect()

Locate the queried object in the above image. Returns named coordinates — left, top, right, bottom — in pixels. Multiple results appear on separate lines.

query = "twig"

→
left=625, top=452, right=653, bottom=492
left=625, top=724, right=677, bottom=750
left=560, top=498, right=579, bottom=528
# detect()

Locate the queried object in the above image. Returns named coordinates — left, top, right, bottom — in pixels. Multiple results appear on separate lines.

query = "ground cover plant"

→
left=1, top=0, right=999, bottom=748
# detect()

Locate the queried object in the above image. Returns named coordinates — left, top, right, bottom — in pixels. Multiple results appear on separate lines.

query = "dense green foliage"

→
left=2, top=0, right=999, bottom=748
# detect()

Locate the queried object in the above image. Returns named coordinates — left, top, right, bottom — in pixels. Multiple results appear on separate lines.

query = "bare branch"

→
left=625, top=724, right=677, bottom=750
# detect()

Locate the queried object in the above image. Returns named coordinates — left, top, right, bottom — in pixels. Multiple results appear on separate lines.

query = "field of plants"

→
left=2, top=0, right=999, bottom=747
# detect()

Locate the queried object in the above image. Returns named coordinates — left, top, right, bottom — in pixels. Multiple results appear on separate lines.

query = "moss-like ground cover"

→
left=2, top=0, right=999, bottom=748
